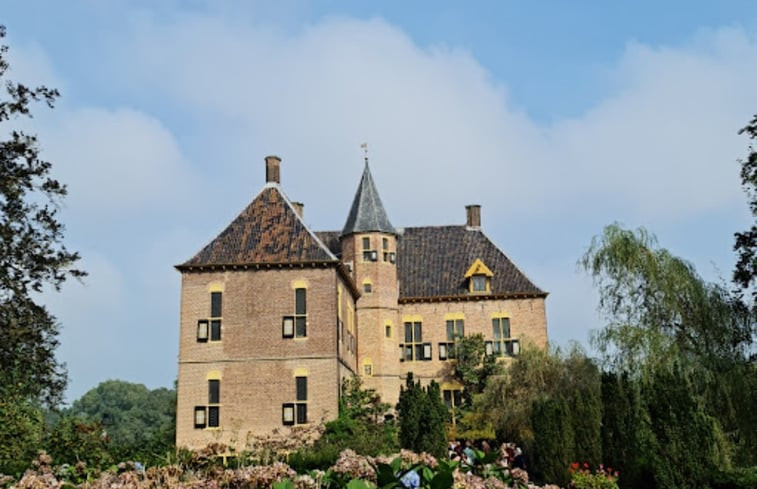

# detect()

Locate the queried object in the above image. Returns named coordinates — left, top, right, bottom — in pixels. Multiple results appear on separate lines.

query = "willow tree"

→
left=581, top=224, right=756, bottom=468
left=580, top=224, right=752, bottom=372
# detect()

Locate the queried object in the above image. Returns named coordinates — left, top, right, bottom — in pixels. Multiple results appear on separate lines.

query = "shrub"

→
left=569, top=462, right=619, bottom=489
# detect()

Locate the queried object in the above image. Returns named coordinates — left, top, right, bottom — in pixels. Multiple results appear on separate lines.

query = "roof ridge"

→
left=277, top=187, right=338, bottom=261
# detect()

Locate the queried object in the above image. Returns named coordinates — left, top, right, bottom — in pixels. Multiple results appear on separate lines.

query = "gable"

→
left=178, top=186, right=336, bottom=268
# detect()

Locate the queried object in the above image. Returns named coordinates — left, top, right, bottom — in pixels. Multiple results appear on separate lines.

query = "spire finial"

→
left=360, top=142, right=368, bottom=165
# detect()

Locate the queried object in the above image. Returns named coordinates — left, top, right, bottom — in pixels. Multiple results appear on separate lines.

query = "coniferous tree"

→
left=397, top=373, right=447, bottom=458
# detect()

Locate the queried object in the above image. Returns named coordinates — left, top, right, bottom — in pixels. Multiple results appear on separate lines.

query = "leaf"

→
left=430, top=471, right=453, bottom=489
left=273, top=479, right=295, bottom=489
left=376, top=463, right=397, bottom=487
left=346, top=478, right=376, bottom=489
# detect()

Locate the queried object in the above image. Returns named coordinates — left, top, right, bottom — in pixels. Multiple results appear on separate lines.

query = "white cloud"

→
left=41, top=107, right=198, bottom=220
left=14, top=11, right=757, bottom=398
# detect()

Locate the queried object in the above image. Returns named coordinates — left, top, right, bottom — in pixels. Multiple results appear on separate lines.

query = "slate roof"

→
left=315, top=226, right=546, bottom=300
left=341, top=161, right=396, bottom=236
left=178, top=185, right=337, bottom=268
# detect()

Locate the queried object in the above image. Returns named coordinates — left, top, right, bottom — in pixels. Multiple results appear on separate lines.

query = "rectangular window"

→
left=385, top=325, right=391, bottom=338
left=362, top=237, right=377, bottom=261
left=490, top=318, right=519, bottom=357
left=443, top=389, right=463, bottom=409
left=440, top=319, right=464, bottom=359
left=194, top=406, right=207, bottom=428
left=210, top=320, right=221, bottom=341
left=296, top=403, right=307, bottom=424
left=285, top=288, right=307, bottom=338
left=208, top=379, right=220, bottom=404
left=472, top=275, right=487, bottom=292
left=210, top=292, right=222, bottom=317
left=400, top=321, right=429, bottom=361
left=284, top=377, right=308, bottom=426
left=282, top=403, right=295, bottom=426
left=197, top=320, right=209, bottom=342
left=208, top=406, right=220, bottom=427
left=296, top=376, right=307, bottom=401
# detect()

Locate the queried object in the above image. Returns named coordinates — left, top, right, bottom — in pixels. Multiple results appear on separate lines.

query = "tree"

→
left=0, top=25, right=85, bottom=407
left=581, top=224, right=752, bottom=371
left=734, top=114, right=757, bottom=301
left=396, top=373, right=447, bottom=458
left=63, top=380, right=176, bottom=464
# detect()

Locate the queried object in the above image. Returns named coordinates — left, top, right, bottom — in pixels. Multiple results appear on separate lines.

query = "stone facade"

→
left=175, top=156, right=548, bottom=450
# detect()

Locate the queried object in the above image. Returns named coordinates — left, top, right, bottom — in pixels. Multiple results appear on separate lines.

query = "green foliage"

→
left=531, top=397, right=573, bottom=487
left=61, top=380, right=176, bottom=465
left=581, top=224, right=752, bottom=371
left=397, top=373, right=447, bottom=459
left=449, top=334, right=502, bottom=405
left=734, top=113, right=757, bottom=302
left=642, top=364, right=719, bottom=489
left=0, top=25, right=85, bottom=408
left=711, top=466, right=757, bottom=489
left=0, top=388, right=43, bottom=476
left=569, top=463, right=619, bottom=489
left=43, top=415, right=112, bottom=469
left=290, top=376, right=397, bottom=472
left=599, top=372, right=650, bottom=489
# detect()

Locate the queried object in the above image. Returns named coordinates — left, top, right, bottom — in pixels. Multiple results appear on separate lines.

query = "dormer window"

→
left=472, top=276, right=486, bottom=292
left=464, top=259, right=493, bottom=294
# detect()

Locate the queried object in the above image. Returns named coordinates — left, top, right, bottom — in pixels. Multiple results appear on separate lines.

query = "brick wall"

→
left=176, top=266, right=354, bottom=449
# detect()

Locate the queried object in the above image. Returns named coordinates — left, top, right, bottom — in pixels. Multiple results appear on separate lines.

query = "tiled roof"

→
left=315, top=226, right=546, bottom=299
left=341, top=161, right=396, bottom=236
left=178, top=185, right=336, bottom=268
left=396, top=226, right=545, bottom=299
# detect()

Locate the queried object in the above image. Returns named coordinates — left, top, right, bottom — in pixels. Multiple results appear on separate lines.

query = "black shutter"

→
left=208, top=406, right=219, bottom=427
left=296, top=403, right=307, bottom=424
left=208, top=379, right=220, bottom=404
left=210, top=292, right=222, bottom=317
left=296, top=376, right=307, bottom=401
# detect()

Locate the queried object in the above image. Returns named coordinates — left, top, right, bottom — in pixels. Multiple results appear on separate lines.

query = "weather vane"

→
left=360, top=142, right=368, bottom=164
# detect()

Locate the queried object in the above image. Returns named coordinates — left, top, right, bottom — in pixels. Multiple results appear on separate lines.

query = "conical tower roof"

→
left=341, top=159, right=395, bottom=236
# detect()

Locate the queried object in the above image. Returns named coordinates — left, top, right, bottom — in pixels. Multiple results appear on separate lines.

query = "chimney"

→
left=466, top=204, right=481, bottom=228
left=265, top=155, right=281, bottom=184
left=292, top=201, right=304, bottom=218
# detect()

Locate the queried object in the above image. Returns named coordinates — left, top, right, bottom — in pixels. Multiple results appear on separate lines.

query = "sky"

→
left=4, top=1, right=757, bottom=402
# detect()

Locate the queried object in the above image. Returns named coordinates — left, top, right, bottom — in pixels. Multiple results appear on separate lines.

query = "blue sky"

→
left=4, top=1, right=757, bottom=402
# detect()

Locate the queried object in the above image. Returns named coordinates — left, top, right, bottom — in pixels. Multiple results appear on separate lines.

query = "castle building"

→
left=175, top=155, right=547, bottom=449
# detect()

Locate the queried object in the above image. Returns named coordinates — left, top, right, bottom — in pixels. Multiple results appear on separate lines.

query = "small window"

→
left=197, top=320, right=209, bottom=342
left=364, top=282, right=372, bottom=293
left=400, top=321, right=428, bottom=361
left=382, top=238, right=388, bottom=250
left=363, top=237, right=371, bottom=250
left=285, top=288, right=307, bottom=339
left=472, top=275, right=487, bottom=292
left=208, top=380, right=220, bottom=404
left=296, top=403, right=307, bottom=424
left=364, top=364, right=373, bottom=376
left=194, top=406, right=207, bottom=428
left=296, top=376, right=307, bottom=401
left=385, top=325, right=392, bottom=338
left=210, top=320, right=221, bottom=341
left=210, top=292, right=222, bottom=317
left=208, top=406, right=220, bottom=427
left=282, top=403, right=295, bottom=425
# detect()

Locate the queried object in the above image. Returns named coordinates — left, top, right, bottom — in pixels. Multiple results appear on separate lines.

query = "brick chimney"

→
left=466, top=204, right=481, bottom=228
left=292, top=201, right=304, bottom=218
left=265, top=155, right=281, bottom=184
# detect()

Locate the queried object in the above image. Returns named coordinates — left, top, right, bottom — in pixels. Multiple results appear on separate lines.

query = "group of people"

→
left=447, top=440, right=526, bottom=469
